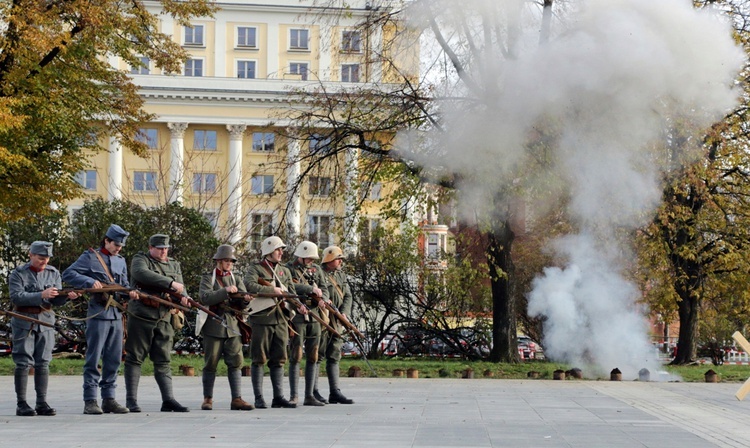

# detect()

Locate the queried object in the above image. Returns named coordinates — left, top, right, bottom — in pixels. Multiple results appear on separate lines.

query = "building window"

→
left=307, top=215, right=331, bottom=248
left=427, top=232, right=446, bottom=258
left=185, top=58, right=203, bottom=77
left=203, top=211, right=218, bottom=229
left=359, top=218, right=380, bottom=247
left=75, top=170, right=97, bottom=191
left=136, top=128, right=158, bottom=149
left=341, top=64, right=360, bottom=82
left=309, top=176, right=332, bottom=197
left=310, top=134, right=332, bottom=153
left=193, top=172, right=217, bottom=193
left=251, top=175, right=274, bottom=195
left=250, top=213, right=273, bottom=251
left=290, top=29, right=309, bottom=50
left=341, top=30, right=361, bottom=53
left=134, top=171, right=157, bottom=191
left=184, top=25, right=204, bottom=46
left=237, top=26, right=257, bottom=48
left=193, top=130, right=217, bottom=150
left=369, top=182, right=382, bottom=200
left=289, top=62, right=309, bottom=81
left=130, top=56, right=150, bottom=75
left=252, top=132, right=275, bottom=152
left=237, top=60, right=256, bottom=79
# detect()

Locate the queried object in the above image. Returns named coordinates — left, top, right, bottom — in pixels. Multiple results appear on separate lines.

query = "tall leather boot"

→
left=288, top=362, right=300, bottom=404
left=33, top=366, right=56, bottom=415
left=312, top=362, right=328, bottom=404
left=155, top=364, right=189, bottom=412
left=303, top=361, right=324, bottom=406
left=202, top=370, right=216, bottom=410
left=251, top=364, right=267, bottom=409
left=15, top=367, right=35, bottom=416
left=327, top=362, right=354, bottom=404
left=270, top=366, right=295, bottom=408
left=124, top=363, right=141, bottom=412
left=228, top=369, right=254, bottom=410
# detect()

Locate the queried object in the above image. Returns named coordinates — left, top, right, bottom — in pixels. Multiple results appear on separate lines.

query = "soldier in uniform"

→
left=197, top=244, right=254, bottom=411
left=314, top=245, right=355, bottom=404
left=63, top=224, right=138, bottom=415
left=9, top=241, right=79, bottom=416
left=244, top=236, right=305, bottom=409
left=285, top=241, right=328, bottom=406
left=124, top=234, right=190, bottom=413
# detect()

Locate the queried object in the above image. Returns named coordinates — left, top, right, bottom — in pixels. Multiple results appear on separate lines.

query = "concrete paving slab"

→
left=0, top=375, right=748, bottom=448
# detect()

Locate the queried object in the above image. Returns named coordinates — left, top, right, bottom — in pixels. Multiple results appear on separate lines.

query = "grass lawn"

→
left=0, top=354, right=746, bottom=383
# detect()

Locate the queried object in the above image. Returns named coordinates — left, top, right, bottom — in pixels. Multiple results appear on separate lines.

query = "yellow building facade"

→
left=70, top=0, right=426, bottom=253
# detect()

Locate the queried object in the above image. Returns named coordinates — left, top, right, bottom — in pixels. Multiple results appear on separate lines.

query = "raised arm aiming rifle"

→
left=157, top=286, right=235, bottom=334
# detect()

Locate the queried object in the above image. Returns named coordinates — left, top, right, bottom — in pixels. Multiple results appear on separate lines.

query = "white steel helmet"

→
left=321, top=245, right=345, bottom=264
left=261, top=236, right=286, bottom=257
left=294, top=241, right=319, bottom=259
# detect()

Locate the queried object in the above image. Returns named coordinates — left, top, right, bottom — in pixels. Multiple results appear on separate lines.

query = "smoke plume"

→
left=406, top=0, right=743, bottom=377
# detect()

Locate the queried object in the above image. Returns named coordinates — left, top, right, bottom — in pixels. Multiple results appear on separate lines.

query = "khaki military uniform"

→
left=244, top=259, right=297, bottom=407
left=124, top=252, right=186, bottom=411
left=285, top=260, right=329, bottom=402
left=198, top=270, right=249, bottom=400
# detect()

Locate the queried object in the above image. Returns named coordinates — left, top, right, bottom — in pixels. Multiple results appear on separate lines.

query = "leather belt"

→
left=14, top=305, right=51, bottom=314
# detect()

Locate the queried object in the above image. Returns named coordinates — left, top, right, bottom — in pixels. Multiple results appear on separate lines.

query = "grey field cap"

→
left=149, top=234, right=171, bottom=248
left=213, top=244, right=237, bottom=261
left=105, top=224, right=129, bottom=246
left=29, top=241, right=54, bottom=257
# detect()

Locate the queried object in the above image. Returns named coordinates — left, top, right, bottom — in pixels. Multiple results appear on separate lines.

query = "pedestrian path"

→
left=0, top=375, right=748, bottom=447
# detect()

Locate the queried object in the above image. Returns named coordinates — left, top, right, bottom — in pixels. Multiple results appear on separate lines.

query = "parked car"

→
left=517, top=335, right=541, bottom=360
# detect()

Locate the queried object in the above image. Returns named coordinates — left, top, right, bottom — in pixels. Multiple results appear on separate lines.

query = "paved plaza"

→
left=0, top=375, right=748, bottom=447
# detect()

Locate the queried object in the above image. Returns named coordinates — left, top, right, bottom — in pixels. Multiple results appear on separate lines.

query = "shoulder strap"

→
left=89, top=248, right=115, bottom=283
left=328, top=272, right=344, bottom=299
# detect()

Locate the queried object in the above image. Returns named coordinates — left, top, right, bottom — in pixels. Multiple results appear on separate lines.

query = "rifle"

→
left=58, top=284, right=131, bottom=296
left=255, top=279, right=341, bottom=337
left=155, top=287, right=242, bottom=337
left=0, top=309, right=55, bottom=328
left=220, top=303, right=252, bottom=344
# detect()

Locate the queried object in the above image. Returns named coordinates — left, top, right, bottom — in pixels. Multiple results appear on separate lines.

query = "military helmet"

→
left=321, top=245, right=344, bottom=264
left=294, top=241, right=319, bottom=259
left=212, top=244, right=237, bottom=262
left=261, top=236, right=286, bottom=257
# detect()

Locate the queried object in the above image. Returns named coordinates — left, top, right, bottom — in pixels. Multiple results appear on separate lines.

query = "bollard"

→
left=705, top=369, right=719, bottom=383
left=462, top=368, right=474, bottom=379
left=638, top=368, right=650, bottom=382
left=392, top=368, right=405, bottom=377
left=610, top=368, right=622, bottom=381
left=407, top=368, right=419, bottom=379
left=567, top=368, right=583, bottom=379
left=483, top=369, right=494, bottom=378
left=241, top=365, right=251, bottom=377
left=553, top=369, right=565, bottom=380
left=527, top=371, right=540, bottom=379
left=348, top=366, right=363, bottom=378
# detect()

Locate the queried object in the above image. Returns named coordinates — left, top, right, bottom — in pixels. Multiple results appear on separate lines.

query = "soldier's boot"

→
left=202, top=370, right=216, bottom=410
left=34, top=366, right=56, bottom=415
left=270, top=366, right=296, bottom=408
left=124, top=363, right=142, bottom=413
left=101, top=398, right=129, bottom=414
left=227, top=368, right=253, bottom=410
left=251, top=364, right=267, bottom=409
left=15, top=368, right=35, bottom=416
left=84, top=400, right=103, bottom=415
left=155, top=365, right=189, bottom=412
left=288, top=362, right=300, bottom=405
left=327, top=362, right=354, bottom=405
left=312, top=362, right=328, bottom=404
left=303, top=361, right=324, bottom=406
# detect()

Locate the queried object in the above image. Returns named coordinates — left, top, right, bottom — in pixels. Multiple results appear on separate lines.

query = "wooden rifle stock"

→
left=59, top=284, right=131, bottom=297
left=156, top=287, right=227, bottom=325
left=0, top=309, right=55, bottom=328
left=309, top=295, right=365, bottom=340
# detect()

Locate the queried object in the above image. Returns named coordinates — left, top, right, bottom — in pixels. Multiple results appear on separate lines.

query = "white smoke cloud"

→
left=405, top=0, right=743, bottom=377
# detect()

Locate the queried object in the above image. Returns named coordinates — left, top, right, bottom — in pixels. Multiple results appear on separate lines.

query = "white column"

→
left=344, top=147, right=360, bottom=254
left=167, top=122, right=188, bottom=204
left=287, top=137, right=302, bottom=238
left=267, top=22, right=280, bottom=77
left=108, top=135, right=123, bottom=200
left=226, top=124, right=246, bottom=243
left=215, top=17, right=227, bottom=77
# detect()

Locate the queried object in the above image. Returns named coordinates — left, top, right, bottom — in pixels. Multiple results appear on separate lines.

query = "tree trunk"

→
left=487, top=218, right=519, bottom=363
left=670, top=266, right=701, bottom=364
